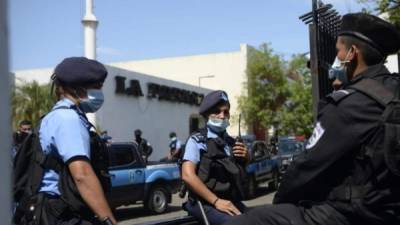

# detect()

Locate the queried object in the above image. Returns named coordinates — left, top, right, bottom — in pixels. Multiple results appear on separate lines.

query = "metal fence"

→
left=299, top=0, right=341, bottom=119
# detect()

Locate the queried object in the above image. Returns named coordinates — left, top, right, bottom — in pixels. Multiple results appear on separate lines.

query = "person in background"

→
left=160, top=132, right=182, bottom=162
left=134, top=129, right=153, bottom=162
left=12, top=120, right=32, bottom=157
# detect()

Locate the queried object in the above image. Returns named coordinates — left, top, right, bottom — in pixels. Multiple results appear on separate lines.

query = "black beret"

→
left=339, top=13, right=400, bottom=56
left=199, top=90, right=230, bottom=115
left=54, top=57, right=108, bottom=86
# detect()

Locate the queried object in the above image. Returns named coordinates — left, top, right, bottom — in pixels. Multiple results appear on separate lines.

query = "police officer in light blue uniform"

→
left=182, top=90, right=249, bottom=225
left=35, top=57, right=117, bottom=225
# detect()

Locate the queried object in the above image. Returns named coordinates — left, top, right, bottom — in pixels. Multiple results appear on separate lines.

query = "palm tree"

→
left=12, top=79, right=56, bottom=128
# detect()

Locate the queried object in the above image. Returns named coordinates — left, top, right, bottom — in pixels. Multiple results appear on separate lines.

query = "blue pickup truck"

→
left=277, top=137, right=306, bottom=173
left=106, top=142, right=181, bottom=214
left=245, top=140, right=281, bottom=198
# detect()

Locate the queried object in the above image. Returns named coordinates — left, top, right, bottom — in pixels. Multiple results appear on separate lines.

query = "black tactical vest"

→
left=189, top=129, right=247, bottom=203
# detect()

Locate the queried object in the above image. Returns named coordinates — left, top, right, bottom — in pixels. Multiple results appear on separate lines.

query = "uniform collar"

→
left=53, top=98, right=75, bottom=109
left=349, top=64, right=390, bottom=85
left=53, top=98, right=86, bottom=116
left=207, top=127, right=227, bottom=139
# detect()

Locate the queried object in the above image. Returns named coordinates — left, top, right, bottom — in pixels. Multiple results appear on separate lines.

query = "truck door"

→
left=108, top=144, right=146, bottom=205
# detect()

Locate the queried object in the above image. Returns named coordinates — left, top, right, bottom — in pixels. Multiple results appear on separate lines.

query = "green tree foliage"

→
left=238, top=44, right=290, bottom=135
left=280, top=54, right=313, bottom=137
left=358, top=0, right=400, bottom=27
left=12, top=80, right=56, bottom=128
left=239, top=44, right=313, bottom=138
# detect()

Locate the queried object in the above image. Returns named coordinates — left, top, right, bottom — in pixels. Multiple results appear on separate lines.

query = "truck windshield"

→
left=278, top=140, right=303, bottom=154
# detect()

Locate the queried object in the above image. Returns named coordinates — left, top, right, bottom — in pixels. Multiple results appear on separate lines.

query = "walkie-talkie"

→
left=236, top=113, right=243, bottom=143
left=234, top=113, right=246, bottom=165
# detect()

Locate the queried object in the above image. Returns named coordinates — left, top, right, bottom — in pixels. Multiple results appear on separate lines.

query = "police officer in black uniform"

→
left=134, top=129, right=153, bottom=162
left=224, top=13, right=400, bottom=225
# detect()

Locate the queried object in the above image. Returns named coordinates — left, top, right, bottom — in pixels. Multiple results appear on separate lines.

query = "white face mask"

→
left=207, top=117, right=230, bottom=133
left=328, top=49, right=352, bottom=86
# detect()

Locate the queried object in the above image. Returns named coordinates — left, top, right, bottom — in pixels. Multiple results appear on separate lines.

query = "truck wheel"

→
left=145, top=186, right=169, bottom=214
left=268, top=171, right=279, bottom=191
left=247, top=176, right=257, bottom=199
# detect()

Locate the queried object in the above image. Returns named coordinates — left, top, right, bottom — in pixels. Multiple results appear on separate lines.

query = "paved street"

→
left=116, top=185, right=275, bottom=225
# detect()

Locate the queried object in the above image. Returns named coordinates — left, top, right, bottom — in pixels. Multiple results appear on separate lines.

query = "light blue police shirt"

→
left=183, top=127, right=231, bottom=164
left=38, top=98, right=91, bottom=195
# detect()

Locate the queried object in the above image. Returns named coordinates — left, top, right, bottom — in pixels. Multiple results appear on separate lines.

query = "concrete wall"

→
left=0, top=0, right=11, bottom=221
left=14, top=66, right=210, bottom=160
left=111, top=44, right=249, bottom=136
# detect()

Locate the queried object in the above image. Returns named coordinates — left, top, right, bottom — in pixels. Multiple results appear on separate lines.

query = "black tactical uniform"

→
left=224, top=13, right=400, bottom=225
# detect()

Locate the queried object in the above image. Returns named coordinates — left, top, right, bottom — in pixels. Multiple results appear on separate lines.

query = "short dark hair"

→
left=169, top=132, right=176, bottom=138
left=134, top=129, right=142, bottom=136
left=19, top=120, right=32, bottom=127
left=340, top=36, right=384, bottom=66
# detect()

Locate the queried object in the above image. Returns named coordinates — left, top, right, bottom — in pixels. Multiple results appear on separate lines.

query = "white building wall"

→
left=111, top=44, right=249, bottom=136
left=14, top=66, right=210, bottom=160
left=98, top=66, right=210, bottom=160
left=386, top=54, right=399, bottom=73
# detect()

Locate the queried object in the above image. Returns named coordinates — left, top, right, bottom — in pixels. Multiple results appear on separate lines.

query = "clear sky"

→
left=9, top=0, right=363, bottom=71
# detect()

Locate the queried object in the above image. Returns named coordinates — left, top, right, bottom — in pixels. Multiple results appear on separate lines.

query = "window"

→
left=109, top=146, right=136, bottom=167
left=252, top=142, right=267, bottom=159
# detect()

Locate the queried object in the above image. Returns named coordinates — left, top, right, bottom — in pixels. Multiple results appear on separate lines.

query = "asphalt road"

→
left=116, top=185, right=275, bottom=225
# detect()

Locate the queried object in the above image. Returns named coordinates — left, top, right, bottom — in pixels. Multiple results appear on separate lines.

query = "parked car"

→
left=245, top=140, right=281, bottom=198
left=106, top=142, right=181, bottom=214
left=277, top=136, right=305, bottom=172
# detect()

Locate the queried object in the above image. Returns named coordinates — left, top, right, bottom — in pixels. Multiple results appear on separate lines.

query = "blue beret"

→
left=54, top=57, right=108, bottom=86
left=340, top=13, right=400, bottom=56
left=199, top=90, right=230, bottom=115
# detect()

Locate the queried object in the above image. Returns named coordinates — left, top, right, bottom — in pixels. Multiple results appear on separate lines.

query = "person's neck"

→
left=63, top=94, right=79, bottom=105
left=351, top=60, right=368, bottom=80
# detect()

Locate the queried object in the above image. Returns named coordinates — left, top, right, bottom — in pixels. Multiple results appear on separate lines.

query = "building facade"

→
left=111, top=44, right=250, bottom=136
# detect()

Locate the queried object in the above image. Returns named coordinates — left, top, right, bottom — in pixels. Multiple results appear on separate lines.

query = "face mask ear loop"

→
left=342, top=47, right=354, bottom=64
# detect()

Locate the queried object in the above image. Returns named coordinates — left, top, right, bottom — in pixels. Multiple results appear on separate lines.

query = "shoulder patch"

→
left=306, top=121, right=325, bottom=149
left=191, top=132, right=206, bottom=143
left=327, top=89, right=356, bottom=103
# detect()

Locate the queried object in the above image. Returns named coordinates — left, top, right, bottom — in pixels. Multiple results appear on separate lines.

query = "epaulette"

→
left=326, top=89, right=356, bottom=103
left=191, top=132, right=207, bottom=143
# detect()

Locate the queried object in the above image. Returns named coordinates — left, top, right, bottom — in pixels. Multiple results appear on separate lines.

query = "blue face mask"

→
left=328, top=49, right=352, bottom=86
left=207, top=117, right=230, bottom=133
left=79, top=89, right=104, bottom=113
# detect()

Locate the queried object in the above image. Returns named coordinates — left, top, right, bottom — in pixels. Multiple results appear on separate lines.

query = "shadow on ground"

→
left=115, top=205, right=184, bottom=221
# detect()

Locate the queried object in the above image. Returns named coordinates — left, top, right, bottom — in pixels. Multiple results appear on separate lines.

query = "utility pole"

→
left=82, top=0, right=98, bottom=125
left=82, top=0, right=98, bottom=60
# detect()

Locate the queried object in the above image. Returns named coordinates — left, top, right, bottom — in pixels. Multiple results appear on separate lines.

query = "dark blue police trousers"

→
left=222, top=203, right=354, bottom=225
left=183, top=200, right=247, bottom=225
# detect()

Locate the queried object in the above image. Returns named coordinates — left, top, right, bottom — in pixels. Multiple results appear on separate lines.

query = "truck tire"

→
left=145, top=185, right=169, bottom=214
left=246, top=176, right=257, bottom=199
left=268, top=171, right=279, bottom=191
